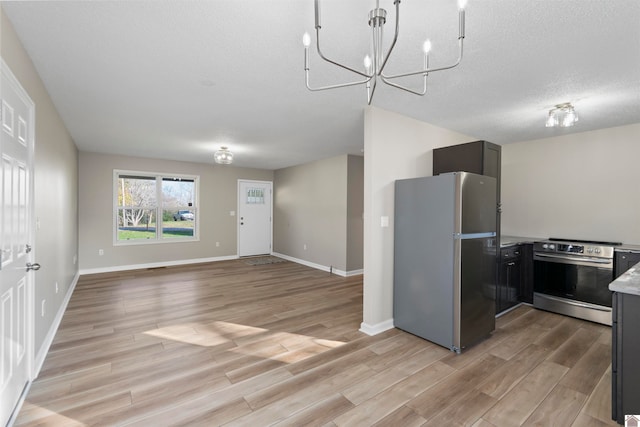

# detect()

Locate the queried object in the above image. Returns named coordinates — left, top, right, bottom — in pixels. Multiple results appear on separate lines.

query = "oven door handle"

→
left=534, top=293, right=612, bottom=312
left=534, top=252, right=613, bottom=268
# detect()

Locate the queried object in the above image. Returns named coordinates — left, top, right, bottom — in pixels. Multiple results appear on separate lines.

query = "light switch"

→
left=230, top=211, right=236, bottom=216
left=381, top=216, right=389, bottom=227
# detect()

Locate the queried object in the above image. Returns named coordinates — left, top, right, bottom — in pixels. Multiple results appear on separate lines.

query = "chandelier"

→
left=302, top=0, right=468, bottom=104
left=214, top=146, right=233, bottom=164
left=545, top=103, right=579, bottom=128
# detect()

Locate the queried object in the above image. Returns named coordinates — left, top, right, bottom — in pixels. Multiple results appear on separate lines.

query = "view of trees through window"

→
left=116, top=172, right=198, bottom=242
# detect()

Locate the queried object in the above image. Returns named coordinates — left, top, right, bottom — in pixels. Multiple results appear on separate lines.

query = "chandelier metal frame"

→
left=302, top=0, right=467, bottom=104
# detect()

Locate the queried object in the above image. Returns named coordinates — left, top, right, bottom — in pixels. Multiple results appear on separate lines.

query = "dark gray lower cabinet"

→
left=497, top=245, right=521, bottom=314
left=519, top=243, right=534, bottom=304
left=612, top=292, right=640, bottom=424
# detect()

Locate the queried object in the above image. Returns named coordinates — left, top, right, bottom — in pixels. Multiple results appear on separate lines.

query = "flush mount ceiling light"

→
left=214, top=146, right=233, bottom=165
left=546, top=103, right=579, bottom=128
left=302, top=0, right=468, bottom=105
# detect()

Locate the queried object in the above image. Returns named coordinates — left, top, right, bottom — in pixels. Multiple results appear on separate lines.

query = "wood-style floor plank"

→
left=14, top=258, right=616, bottom=426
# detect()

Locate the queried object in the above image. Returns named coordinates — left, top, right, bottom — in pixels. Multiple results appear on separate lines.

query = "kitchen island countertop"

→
left=609, top=261, right=640, bottom=296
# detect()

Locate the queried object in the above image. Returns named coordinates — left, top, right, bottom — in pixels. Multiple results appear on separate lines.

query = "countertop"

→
left=500, top=235, right=542, bottom=248
left=609, top=261, right=640, bottom=296
left=499, top=235, right=640, bottom=252
left=616, top=244, right=640, bottom=252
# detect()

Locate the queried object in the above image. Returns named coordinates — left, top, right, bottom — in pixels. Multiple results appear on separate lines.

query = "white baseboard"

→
left=270, top=252, right=363, bottom=278
left=78, top=255, right=239, bottom=275
left=345, top=269, right=364, bottom=277
left=33, top=270, right=80, bottom=378
left=359, top=318, right=395, bottom=336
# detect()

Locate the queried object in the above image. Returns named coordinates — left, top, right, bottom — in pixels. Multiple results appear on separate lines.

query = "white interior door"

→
left=1, top=59, right=35, bottom=426
left=238, top=180, right=272, bottom=257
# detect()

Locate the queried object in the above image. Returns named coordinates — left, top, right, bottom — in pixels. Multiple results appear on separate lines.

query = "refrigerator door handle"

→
left=454, top=232, right=497, bottom=240
left=452, top=237, right=462, bottom=353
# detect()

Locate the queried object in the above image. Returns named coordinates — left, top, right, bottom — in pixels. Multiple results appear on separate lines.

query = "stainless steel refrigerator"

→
left=393, top=172, right=497, bottom=352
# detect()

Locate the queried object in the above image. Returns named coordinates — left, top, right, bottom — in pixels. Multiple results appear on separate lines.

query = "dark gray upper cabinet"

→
left=433, top=140, right=502, bottom=234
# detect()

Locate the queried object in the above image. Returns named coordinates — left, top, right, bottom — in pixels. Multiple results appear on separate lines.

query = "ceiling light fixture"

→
left=214, top=146, right=233, bottom=164
left=545, top=103, right=579, bottom=128
left=302, top=0, right=468, bottom=105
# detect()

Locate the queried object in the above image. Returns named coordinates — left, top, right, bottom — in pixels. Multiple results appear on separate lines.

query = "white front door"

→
left=238, top=180, right=272, bottom=257
left=1, top=59, right=35, bottom=426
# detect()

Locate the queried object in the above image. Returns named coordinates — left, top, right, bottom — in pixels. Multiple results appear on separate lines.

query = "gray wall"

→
left=501, top=123, right=640, bottom=245
left=78, top=151, right=273, bottom=271
left=1, top=8, right=79, bottom=357
left=273, top=154, right=363, bottom=273
left=347, top=155, right=364, bottom=271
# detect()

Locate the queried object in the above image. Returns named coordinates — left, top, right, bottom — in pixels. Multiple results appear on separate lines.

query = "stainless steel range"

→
left=533, top=238, right=620, bottom=326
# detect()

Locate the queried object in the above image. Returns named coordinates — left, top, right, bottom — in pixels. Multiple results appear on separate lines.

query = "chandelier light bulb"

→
left=302, top=32, right=311, bottom=47
left=363, top=55, right=373, bottom=73
left=458, top=0, right=468, bottom=10
left=562, top=110, right=578, bottom=127
left=422, top=39, right=432, bottom=54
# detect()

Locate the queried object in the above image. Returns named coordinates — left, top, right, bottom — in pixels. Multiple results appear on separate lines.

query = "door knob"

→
left=26, top=262, right=41, bottom=271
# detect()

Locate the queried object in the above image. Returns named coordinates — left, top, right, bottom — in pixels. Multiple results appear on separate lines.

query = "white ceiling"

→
left=3, top=0, right=639, bottom=170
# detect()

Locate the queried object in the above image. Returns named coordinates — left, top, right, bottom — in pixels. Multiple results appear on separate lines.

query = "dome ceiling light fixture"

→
left=545, top=102, right=579, bottom=128
left=214, top=146, right=233, bottom=165
left=302, top=0, right=468, bottom=105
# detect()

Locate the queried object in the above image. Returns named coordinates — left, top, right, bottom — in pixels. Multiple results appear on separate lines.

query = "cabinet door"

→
left=508, top=258, right=521, bottom=305
left=497, top=260, right=508, bottom=314
left=519, top=244, right=534, bottom=303
left=617, top=293, right=640, bottom=421
left=497, top=246, right=522, bottom=314
left=614, top=251, right=640, bottom=278
left=433, top=141, right=484, bottom=176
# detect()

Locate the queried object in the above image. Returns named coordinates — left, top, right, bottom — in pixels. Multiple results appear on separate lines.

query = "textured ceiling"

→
left=2, top=0, right=639, bottom=170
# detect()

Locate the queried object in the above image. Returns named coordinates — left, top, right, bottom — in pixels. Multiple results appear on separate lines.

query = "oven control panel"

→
left=534, top=241, right=614, bottom=259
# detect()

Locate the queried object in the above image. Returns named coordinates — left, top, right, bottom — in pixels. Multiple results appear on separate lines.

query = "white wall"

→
left=502, top=123, right=640, bottom=245
left=361, top=106, right=475, bottom=333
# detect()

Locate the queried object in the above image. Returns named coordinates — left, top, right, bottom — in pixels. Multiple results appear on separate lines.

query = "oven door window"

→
left=534, top=261, right=613, bottom=307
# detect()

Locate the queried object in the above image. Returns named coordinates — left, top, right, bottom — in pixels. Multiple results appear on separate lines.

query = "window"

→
left=114, top=170, right=198, bottom=244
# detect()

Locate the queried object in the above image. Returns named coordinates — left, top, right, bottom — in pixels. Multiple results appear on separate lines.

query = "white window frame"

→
left=113, top=169, right=200, bottom=245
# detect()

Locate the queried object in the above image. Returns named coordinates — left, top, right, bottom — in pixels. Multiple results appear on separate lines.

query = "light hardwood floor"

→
left=15, top=259, right=618, bottom=426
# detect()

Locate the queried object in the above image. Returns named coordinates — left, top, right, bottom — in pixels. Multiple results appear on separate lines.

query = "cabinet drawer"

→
left=500, top=246, right=522, bottom=260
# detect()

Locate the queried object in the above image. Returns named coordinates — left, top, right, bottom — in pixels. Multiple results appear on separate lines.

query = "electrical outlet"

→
left=55, top=282, right=59, bottom=294
left=303, top=244, right=307, bottom=250
left=41, top=300, right=45, bottom=317
left=98, top=249, right=104, bottom=256
left=73, top=254, right=77, bottom=265
left=230, top=211, right=236, bottom=216
left=216, top=242, right=220, bottom=247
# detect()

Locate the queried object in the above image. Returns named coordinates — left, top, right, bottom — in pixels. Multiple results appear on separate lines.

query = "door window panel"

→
left=246, top=188, right=265, bottom=204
